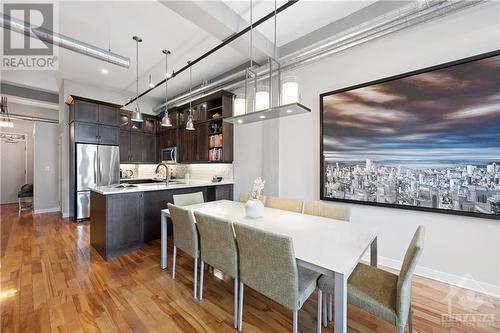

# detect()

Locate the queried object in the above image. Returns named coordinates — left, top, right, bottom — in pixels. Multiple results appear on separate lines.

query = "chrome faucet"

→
left=155, top=162, right=170, bottom=185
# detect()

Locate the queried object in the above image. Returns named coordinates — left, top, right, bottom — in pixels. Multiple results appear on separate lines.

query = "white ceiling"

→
left=2, top=0, right=377, bottom=109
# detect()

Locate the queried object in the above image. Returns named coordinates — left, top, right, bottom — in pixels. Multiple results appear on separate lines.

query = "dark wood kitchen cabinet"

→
left=119, top=130, right=131, bottom=162
left=158, top=128, right=177, bottom=150
left=90, top=191, right=144, bottom=260
left=142, top=133, right=157, bottom=162
left=68, top=96, right=119, bottom=126
left=195, top=122, right=209, bottom=162
left=130, top=131, right=143, bottom=162
left=71, top=122, right=119, bottom=145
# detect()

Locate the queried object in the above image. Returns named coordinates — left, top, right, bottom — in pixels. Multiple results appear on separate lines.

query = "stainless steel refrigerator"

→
left=76, top=144, right=120, bottom=220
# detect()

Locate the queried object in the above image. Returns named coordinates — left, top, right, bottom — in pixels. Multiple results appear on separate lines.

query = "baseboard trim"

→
left=33, top=207, right=60, bottom=214
left=363, top=254, right=500, bottom=298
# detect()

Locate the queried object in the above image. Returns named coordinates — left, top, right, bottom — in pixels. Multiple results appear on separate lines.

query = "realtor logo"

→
left=441, top=273, right=495, bottom=328
left=2, top=2, right=58, bottom=70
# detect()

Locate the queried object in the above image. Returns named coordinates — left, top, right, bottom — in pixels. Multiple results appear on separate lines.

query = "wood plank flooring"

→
left=1, top=204, right=499, bottom=332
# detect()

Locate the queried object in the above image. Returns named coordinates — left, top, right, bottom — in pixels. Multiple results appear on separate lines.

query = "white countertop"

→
left=90, top=180, right=234, bottom=195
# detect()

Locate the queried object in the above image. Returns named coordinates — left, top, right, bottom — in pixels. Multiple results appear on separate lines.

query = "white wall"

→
left=234, top=2, right=500, bottom=296
left=33, top=122, right=59, bottom=213
left=1, top=119, right=34, bottom=184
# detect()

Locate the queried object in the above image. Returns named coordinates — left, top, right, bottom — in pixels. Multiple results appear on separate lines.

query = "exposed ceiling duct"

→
left=0, top=14, right=130, bottom=68
left=153, top=0, right=484, bottom=113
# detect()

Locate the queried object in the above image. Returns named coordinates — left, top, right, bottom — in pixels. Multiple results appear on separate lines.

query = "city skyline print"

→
left=320, top=51, right=500, bottom=219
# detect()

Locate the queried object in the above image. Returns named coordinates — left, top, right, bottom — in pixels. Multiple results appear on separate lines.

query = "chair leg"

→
left=193, top=257, right=198, bottom=300
left=293, top=310, right=298, bottom=333
left=408, top=302, right=414, bottom=333
left=234, top=277, right=239, bottom=329
left=18, top=198, right=21, bottom=216
left=317, top=289, right=322, bottom=333
left=199, top=260, right=204, bottom=301
left=238, top=282, right=244, bottom=332
left=328, top=294, right=333, bottom=321
left=323, top=293, right=327, bottom=327
left=172, top=246, right=177, bottom=279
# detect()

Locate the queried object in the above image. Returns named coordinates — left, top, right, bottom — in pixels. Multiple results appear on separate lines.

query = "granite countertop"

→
left=90, top=180, right=235, bottom=195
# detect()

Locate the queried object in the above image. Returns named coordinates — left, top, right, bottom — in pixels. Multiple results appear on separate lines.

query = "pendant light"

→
left=131, top=35, right=143, bottom=123
left=224, top=0, right=310, bottom=125
left=186, top=61, right=195, bottom=131
left=161, top=49, right=172, bottom=127
left=0, top=96, right=13, bottom=128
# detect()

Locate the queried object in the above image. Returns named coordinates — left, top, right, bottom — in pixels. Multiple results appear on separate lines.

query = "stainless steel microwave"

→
left=161, top=147, right=177, bottom=163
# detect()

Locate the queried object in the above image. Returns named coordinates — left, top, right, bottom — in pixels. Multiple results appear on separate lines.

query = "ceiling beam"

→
left=158, top=0, right=276, bottom=62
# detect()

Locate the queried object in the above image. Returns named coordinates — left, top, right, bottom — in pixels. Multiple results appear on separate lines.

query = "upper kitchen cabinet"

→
left=67, top=95, right=120, bottom=126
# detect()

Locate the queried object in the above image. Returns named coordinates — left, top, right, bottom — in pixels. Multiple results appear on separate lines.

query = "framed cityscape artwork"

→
left=320, top=50, right=500, bottom=219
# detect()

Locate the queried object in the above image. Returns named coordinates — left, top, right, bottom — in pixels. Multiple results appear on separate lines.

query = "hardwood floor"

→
left=1, top=203, right=499, bottom=332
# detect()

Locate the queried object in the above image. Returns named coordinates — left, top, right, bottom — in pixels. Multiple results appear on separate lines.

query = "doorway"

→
left=0, top=133, right=27, bottom=204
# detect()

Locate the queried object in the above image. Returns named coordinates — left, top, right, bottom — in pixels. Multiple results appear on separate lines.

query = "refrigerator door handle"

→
left=93, top=150, right=97, bottom=185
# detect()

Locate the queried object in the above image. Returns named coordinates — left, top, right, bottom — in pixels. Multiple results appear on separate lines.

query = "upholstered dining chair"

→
left=238, top=193, right=266, bottom=204
left=233, top=223, right=321, bottom=333
left=167, top=203, right=200, bottom=300
left=173, top=191, right=204, bottom=207
left=194, top=211, right=239, bottom=328
left=303, top=201, right=351, bottom=222
left=303, top=201, right=351, bottom=321
left=266, top=196, right=303, bottom=213
left=317, top=226, right=425, bottom=333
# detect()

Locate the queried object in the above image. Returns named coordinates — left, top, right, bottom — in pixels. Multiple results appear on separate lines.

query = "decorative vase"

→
left=245, top=199, right=264, bottom=218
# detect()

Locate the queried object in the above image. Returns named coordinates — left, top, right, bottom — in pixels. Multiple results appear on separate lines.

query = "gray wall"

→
left=1, top=119, right=34, bottom=184
left=33, top=122, right=59, bottom=213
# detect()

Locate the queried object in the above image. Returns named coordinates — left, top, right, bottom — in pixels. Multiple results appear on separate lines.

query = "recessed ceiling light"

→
left=237, top=119, right=243, bottom=124
left=101, top=68, right=108, bottom=75
left=166, top=72, right=172, bottom=78
left=286, top=109, right=293, bottom=113
left=259, top=115, right=265, bottom=119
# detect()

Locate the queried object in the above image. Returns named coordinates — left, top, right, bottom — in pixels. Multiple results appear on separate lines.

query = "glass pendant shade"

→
left=233, top=94, right=245, bottom=116
left=282, top=76, right=300, bottom=104
left=132, top=108, right=143, bottom=122
left=255, top=86, right=269, bottom=111
left=186, top=114, right=195, bottom=131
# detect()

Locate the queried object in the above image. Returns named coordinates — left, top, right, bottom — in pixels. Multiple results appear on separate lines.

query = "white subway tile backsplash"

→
left=121, top=163, right=233, bottom=181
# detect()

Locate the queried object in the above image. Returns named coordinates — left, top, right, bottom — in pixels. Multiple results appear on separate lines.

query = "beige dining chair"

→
left=317, top=226, right=425, bottom=333
left=167, top=203, right=200, bottom=300
left=303, top=201, right=350, bottom=321
left=173, top=191, right=204, bottom=207
left=238, top=193, right=266, bottom=204
left=266, top=196, right=303, bottom=213
left=194, top=211, right=239, bottom=329
left=303, top=201, right=351, bottom=222
left=233, top=223, right=321, bottom=333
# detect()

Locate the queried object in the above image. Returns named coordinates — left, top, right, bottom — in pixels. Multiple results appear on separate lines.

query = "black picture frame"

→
left=319, top=49, right=500, bottom=220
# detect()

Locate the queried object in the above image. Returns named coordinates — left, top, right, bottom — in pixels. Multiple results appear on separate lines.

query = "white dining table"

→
left=160, top=200, right=378, bottom=333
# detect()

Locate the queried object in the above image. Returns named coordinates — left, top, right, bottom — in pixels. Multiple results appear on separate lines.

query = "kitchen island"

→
left=89, top=180, right=233, bottom=260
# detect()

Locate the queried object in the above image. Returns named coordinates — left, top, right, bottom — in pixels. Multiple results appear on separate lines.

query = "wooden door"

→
left=73, top=122, right=99, bottom=143
left=98, top=105, right=119, bottom=126
left=98, top=125, right=119, bottom=145
left=129, top=132, right=143, bottom=162
left=107, top=193, right=144, bottom=250
left=119, top=130, right=130, bottom=162
left=142, top=133, right=157, bottom=163
left=195, top=122, right=209, bottom=162
left=74, top=100, right=98, bottom=123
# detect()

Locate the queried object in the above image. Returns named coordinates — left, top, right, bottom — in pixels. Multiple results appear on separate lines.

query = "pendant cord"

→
left=189, top=61, right=192, bottom=116
left=136, top=39, right=139, bottom=111
left=165, top=52, right=168, bottom=114
left=250, top=0, right=253, bottom=68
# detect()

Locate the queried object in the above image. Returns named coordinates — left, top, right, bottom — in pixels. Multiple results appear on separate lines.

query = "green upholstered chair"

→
left=266, top=196, right=303, bottom=213
left=233, top=223, right=321, bottom=333
left=173, top=191, right=204, bottom=207
left=167, top=203, right=200, bottom=300
left=303, top=201, right=351, bottom=222
left=194, top=212, right=239, bottom=328
left=317, top=226, right=425, bottom=333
